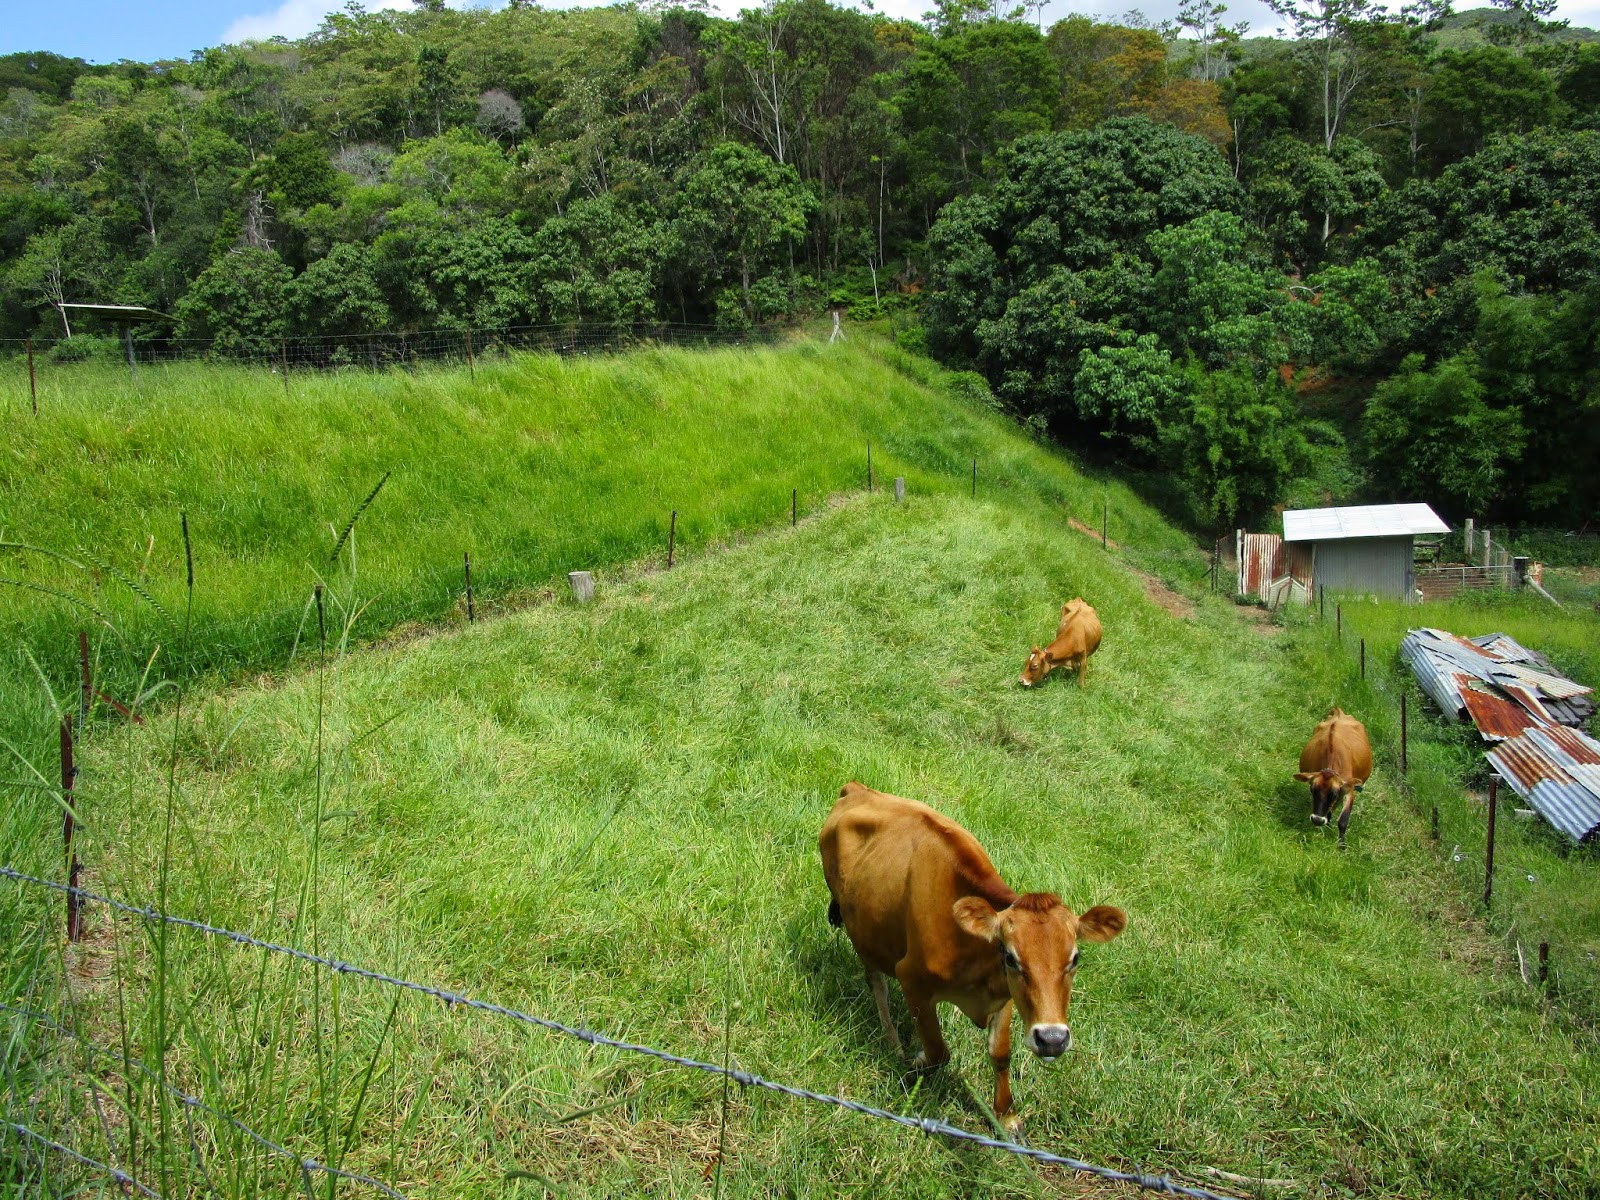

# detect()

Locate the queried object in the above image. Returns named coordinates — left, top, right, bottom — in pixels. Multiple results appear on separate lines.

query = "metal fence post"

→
left=1401, top=690, right=1408, bottom=774
left=1101, top=498, right=1108, bottom=549
left=1484, top=775, right=1498, bottom=909
left=667, top=510, right=677, bottom=569
left=867, top=443, right=873, bottom=493
left=1360, top=637, right=1366, bottom=679
left=1538, top=942, right=1548, bottom=985
left=464, top=552, right=475, bottom=623
left=27, top=337, right=37, bottom=416
left=792, top=488, right=797, bottom=526
left=971, top=458, right=976, bottom=499
left=1336, top=603, right=1342, bottom=642
left=60, top=716, right=81, bottom=942
left=465, top=328, right=475, bottom=380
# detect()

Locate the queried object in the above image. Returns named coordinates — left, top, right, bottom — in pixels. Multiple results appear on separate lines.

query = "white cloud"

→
left=222, top=0, right=412, bottom=45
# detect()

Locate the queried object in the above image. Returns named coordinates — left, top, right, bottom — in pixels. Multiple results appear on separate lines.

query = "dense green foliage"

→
left=3, top=0, right=1599, bottom=525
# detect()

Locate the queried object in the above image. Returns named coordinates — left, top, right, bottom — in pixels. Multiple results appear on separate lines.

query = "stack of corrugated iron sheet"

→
left=1401, top=628, right=1600, bottom=843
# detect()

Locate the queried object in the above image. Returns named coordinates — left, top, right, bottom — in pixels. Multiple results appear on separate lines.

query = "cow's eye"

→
left=1067, top=950, right=1081, bottom=973
left=1001, top=947, right=1020, bottom=971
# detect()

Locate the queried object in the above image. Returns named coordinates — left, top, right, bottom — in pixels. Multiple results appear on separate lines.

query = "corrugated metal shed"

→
left=1311, top=536, right=1414, bottom=601
left=1283, top=504, right=1450, bottom=543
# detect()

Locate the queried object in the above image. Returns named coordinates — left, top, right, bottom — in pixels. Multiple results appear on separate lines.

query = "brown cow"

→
left=819, top=781, right=1126, bottom=1134
left=1295, top=707, right=1373, bottom=848
left=1020, top=598, right=1102, bottom=687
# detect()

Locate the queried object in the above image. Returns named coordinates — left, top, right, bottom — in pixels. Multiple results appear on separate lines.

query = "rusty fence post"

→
left=60, top=716, right=81, bottom=942
left=1538, top=942, right=1549, bottom=985
left=280, top=336, right=291, bottom=395
left=1401, top=690, right=1408, bottom=774
left=971, top=458, right=976, bottom=499
left=1101, top=498, right=1108, bottom=549
left=1319, top=586, right=1324, bottom=618
left=1336, top=603, right=1342, bottom=642
left=28, top=337, right=37, bottom=416
left=1484, top=775, right=1498, bottom=909
left=792, top=488, right=797, bottom=527
left=1360, top=637, right=1366, bottom=679
left=867, top=443, right=873, bottom=493
left=1431, top=805, right=1439, bottom=842
left=464, top=552, right=475, bottom=623
left=667, top=510, right=677, bottom=569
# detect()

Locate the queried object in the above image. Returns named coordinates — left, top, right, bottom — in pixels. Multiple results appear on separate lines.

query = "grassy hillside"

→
left=5, top=488, right=1596, bottom=1198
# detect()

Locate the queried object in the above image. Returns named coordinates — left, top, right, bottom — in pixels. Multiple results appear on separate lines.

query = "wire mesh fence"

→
left=2, top=322, right=783, bottom=381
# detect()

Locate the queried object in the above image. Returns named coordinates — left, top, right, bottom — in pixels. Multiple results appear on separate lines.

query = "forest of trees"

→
left=1, top=0, right=1596, bottom=528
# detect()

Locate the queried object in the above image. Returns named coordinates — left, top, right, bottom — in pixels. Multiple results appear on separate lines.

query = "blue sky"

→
left=6, top=0, right=1598, bottom=65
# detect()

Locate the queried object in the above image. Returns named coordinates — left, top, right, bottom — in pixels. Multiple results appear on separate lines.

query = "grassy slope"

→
left=43, top=493, right=1599, bottom=1199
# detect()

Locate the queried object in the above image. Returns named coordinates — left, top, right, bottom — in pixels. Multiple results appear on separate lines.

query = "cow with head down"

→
left=1020, top=598, right=1102, bottom=688
left=1296, top=707, right=1373, bottom=848
left=819, top=781, right=1127, bottom=1135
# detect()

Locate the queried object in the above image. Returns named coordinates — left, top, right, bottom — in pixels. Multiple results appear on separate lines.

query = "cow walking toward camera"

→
left=1296, top=708, right=1372, bottom=848
left=1020, top=598, right=1102, bottom=687
left=819, top=781, right=1126, bottom=1135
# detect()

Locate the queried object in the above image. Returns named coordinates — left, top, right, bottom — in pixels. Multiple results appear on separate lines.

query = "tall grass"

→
left=5, top=493, right=1596, bottom=1198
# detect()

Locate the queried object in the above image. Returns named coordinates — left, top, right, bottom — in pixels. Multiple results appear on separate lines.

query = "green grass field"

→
left=4, top=338, right=1599, bottom=1199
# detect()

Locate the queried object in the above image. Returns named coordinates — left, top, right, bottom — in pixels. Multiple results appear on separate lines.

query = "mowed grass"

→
left=36, top=492, right=1599, bottom=1199
left=1277, top=591, right=1600, bottom=1017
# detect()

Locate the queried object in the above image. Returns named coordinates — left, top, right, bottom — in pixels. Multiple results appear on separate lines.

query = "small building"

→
left=1282, top=503, right=1450, bottom=603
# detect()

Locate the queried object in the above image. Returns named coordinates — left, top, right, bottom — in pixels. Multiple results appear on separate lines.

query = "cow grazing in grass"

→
left=1296, top=708, right=1373, bottom=848
left=819, top=781, right=1127, bottom=1135
left=1020, top=598, right=1102, bottom=687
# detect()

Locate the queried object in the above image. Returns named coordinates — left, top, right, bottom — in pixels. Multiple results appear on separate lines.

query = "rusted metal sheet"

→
left=1239, top=533, right=1280, bottom=599
left=1460, top=686, right=1544, bottom=740
left=1487, top=726, right=1600, bottom=843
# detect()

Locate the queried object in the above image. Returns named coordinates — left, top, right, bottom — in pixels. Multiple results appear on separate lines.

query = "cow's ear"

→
left=1293, top=771, right=1316, bottom=782
left=953, top=898, right=1000, bottom=942
left=1076, top=905, right=1127, bottom=944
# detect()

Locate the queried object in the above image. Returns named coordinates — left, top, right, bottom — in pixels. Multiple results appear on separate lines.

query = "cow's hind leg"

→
left=987, top=1005, right=1021, bottom=1136
left=864, top=967, right=903, bottom=1058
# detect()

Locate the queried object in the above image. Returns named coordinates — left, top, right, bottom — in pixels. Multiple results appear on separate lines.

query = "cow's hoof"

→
left=1000, top=1112, right=1024, bottom=1140
left=908, top=1051, right=945, bottom=1072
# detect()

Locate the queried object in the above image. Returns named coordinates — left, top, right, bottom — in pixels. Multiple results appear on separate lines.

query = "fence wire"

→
left=5, top=1120, right=160, bottom=1198
left=0, top=865, right=1233, bottom=1200
left=0, top=1000, right=411, bottom=1199
left=4, top=322, right=780, bottom=375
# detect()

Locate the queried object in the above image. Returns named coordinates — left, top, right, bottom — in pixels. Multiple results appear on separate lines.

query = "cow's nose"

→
left=1031, top=1025, right=1070, bottom=1058
left=1310, top=814, right=1328, bottom=826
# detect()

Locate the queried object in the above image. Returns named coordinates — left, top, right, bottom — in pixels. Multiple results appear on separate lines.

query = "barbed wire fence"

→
left=0, top=867, right=1237, bottom=1200
left=1302, top=594, right=1600, bottom=1022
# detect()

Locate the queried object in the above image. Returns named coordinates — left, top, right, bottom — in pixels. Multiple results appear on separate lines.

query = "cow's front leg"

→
left=897, top=968, right=949, bottom=1070
left=1337, top=790, right=1355, bottom=849
left=987, top=1004, right=1021, bottom=1136
left=864, top=967, right=903, bottom=1058
left=1077, top=656, right=1089, bottom=687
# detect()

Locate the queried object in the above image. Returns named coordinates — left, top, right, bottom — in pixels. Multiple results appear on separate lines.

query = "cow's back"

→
left=1300, top=709, right=1373, bottom=782
left=821, top=783, right=1006, bottom=975
left=1056, top=600, right=1102, bottom=662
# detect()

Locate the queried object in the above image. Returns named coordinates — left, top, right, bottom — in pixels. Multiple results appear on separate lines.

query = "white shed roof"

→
left=1282, top=504, right=1449, bottom=543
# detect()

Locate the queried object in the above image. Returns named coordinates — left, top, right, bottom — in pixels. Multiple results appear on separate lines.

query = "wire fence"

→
left=1305, top=598, right=1600, bottom=1023
left=0, top=866, right=1234, bottom=1200
left=2, top=322, right=783, bottom=382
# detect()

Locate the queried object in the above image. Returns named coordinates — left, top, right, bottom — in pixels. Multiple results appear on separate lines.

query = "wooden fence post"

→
left=567, top=571, right=595, bottom=603
left=894, top=477, right=905, bottom=505
left=1464, top=518, right=1475, bottom=558
left=1484, top=775, right=1498, bottom=908
left=464, top=552, right=475, bottom=623
left=667, top=510, right=677, bottom=568
left=27, top=337, right=37, bottom=416
left=60, top=716, right=81, bottom=942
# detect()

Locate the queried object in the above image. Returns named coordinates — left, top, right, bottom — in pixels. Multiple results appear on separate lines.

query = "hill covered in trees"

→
left=1, top=0, right=1596, bottom=527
